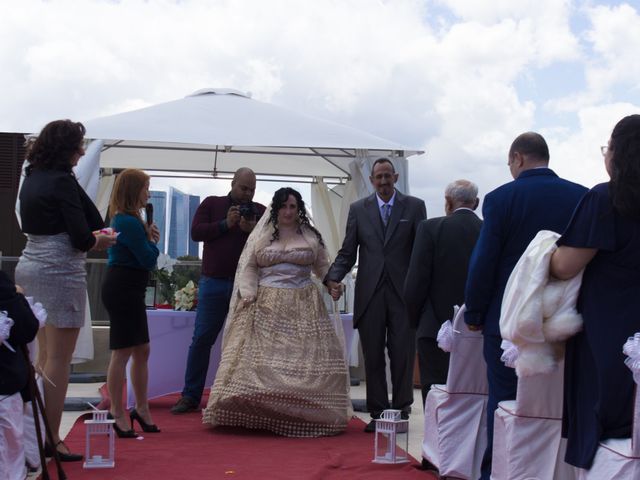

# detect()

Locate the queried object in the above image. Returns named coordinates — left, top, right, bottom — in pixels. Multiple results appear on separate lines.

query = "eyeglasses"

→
left=78, top=139, right=91, bottom=151
left=600, top=145, right=611, bottom=157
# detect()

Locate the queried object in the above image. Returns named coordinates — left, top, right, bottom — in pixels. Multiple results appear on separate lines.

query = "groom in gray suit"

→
left=325, top=158, right=426, bottom=432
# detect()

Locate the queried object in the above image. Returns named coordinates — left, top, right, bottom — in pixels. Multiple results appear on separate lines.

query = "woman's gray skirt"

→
left=15, top=233, right=87, bottom=328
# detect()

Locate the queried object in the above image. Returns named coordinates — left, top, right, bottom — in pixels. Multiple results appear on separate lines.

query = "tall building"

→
left=168, top=187, right=200, bottom=259
left=148, top=190, right=167, bottom=254
left=188, top=195, right=200, bottom=257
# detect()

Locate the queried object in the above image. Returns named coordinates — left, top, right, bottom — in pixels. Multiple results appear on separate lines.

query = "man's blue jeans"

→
left=181, top=275, right=234, bottom=403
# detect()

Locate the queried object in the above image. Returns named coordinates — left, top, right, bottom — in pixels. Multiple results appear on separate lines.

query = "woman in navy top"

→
left=551, top=114, right=640, bottom=469
left=102, top=169, right=160, bottom=437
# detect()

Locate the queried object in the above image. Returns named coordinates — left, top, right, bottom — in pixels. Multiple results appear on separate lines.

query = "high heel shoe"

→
left=130, top=408, right=161, bottom=433
left=107, top=412, right=138, bottom=438
left=44, top=440, right=83, bottom=462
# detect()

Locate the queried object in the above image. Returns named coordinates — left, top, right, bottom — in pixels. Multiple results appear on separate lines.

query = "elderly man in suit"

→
left=464, top=132, right=587, bottom=479
left=404, top=179, right=482, bottom=406
left=325, top=157, right=426, bottom=432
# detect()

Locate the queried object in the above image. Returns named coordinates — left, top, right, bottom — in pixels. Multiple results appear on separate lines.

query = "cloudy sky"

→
left=2, top=0, right=639, bottom=216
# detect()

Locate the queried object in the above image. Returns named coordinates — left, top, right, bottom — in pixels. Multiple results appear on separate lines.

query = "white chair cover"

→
left=491, top=360, right=577, bottom=480
left=0, top=393, right=26, bottom=480
left=422, top=304, right=488, bottom=479
left=576, top=334, right=640, bottom=479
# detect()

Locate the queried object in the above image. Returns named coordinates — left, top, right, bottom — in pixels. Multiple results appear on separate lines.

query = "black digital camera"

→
left=238, top=203, right=254, bottom=219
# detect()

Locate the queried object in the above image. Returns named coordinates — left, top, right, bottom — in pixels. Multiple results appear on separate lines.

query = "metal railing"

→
left=0, top=256, right=203, bottom=326
left=0, top=255, right=349, bottom=321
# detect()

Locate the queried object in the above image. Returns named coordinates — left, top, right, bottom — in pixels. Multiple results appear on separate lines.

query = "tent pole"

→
left=146, top=173, right=345, bottom=185
left=212, top=145, right=218, bottom=178
left=309, top=147, right=350, bottom=176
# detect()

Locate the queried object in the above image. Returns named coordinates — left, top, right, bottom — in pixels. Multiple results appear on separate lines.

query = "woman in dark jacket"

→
left=15, top=119, right=116, bottom=461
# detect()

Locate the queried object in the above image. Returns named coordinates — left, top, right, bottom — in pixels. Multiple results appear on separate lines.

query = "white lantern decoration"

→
left=83, top=409, right=115, bottom=469
left=372, top=409, right=410, bottom=464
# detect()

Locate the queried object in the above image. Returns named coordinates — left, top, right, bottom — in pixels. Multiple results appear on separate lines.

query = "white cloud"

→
left=1, top=0, right=638, bottom=220
left=546, top=3, right=640, bottom=113
left=435, top=0, right=579, bottom=63
left=584, top=3, right=640, bottom=94
left=551, top=102, right=640, bottom=188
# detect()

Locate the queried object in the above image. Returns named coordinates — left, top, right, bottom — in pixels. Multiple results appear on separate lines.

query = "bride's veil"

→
left=221, top=203, right=273, bottom=343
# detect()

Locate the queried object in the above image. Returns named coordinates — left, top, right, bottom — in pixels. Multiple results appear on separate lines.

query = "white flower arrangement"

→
left=156, top=253, right=177, bottom=273
left=174, top=280, right=198, bottom=311
left=153, top=254, right=178, bottom=306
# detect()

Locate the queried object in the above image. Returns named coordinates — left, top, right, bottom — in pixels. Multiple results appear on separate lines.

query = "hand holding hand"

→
left=326, top=280, right=343, bottom=301
left=466, top=323, right=483, bottom=332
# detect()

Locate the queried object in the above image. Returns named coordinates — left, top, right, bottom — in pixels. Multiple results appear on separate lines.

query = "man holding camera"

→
left=171, top=167, right=265, bottom=414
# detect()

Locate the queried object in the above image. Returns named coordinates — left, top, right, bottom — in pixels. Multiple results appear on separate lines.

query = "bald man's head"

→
left=507, top=132, right=550, bottom=179
left=508, top=132, right=549, bottom=162
left=230, top=167, right=256, bottom=204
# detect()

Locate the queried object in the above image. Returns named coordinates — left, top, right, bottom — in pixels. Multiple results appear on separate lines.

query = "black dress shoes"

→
left=364, top=411, right=409, bottom=432
left=170, top=396, right=199, bottom=414
left=364, top=419, right=377, bottom=433
left=421, top=458, right=439, bottom=471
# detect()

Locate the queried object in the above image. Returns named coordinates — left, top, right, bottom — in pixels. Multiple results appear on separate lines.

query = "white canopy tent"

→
left=81, top=88, right=424, bottom=259
left=84, top=88, right=420, bottom=181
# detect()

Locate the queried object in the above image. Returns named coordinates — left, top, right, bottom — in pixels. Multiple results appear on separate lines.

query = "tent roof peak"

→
left=187, top=88, right=251, bottom=99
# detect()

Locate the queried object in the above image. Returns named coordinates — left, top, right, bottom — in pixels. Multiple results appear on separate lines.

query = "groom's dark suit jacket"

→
left=326, top=190, right=426, bottom=327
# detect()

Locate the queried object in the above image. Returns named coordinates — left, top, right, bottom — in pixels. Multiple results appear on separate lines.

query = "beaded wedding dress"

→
left=202, top=231, right=350, bottom=437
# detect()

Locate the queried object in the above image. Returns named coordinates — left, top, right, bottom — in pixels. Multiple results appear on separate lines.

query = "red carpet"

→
left=45, top=393, right=436, bottom=479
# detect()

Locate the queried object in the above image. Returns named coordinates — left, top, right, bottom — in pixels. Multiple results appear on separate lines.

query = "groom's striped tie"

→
left=381, top=203, right=391, bottom=227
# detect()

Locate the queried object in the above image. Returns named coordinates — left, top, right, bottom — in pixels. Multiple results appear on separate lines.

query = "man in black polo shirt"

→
left=171, top=167, right=265, bottom=414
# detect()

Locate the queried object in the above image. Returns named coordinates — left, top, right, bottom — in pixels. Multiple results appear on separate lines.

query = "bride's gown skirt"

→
left=203, top=249, right=350, bottom=437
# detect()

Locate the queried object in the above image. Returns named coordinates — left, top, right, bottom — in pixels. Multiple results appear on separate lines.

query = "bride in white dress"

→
left=202, top=187, right=350, bottom=437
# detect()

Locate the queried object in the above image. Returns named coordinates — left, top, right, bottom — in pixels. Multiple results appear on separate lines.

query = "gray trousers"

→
left=357, top=278, right=415, bottom=417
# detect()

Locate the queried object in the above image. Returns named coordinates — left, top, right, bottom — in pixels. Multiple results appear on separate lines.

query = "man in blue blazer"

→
left=326, top=158, right=426, bottom=432
left=464, top=132, right=587, bottom=479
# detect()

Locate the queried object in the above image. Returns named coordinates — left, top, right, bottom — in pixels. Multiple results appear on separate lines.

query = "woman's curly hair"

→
left=268, top=187, right=324, bottom=246
left=609, top=114, right=640, bottom=219
left=25, top=119, right=85, bottom=175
